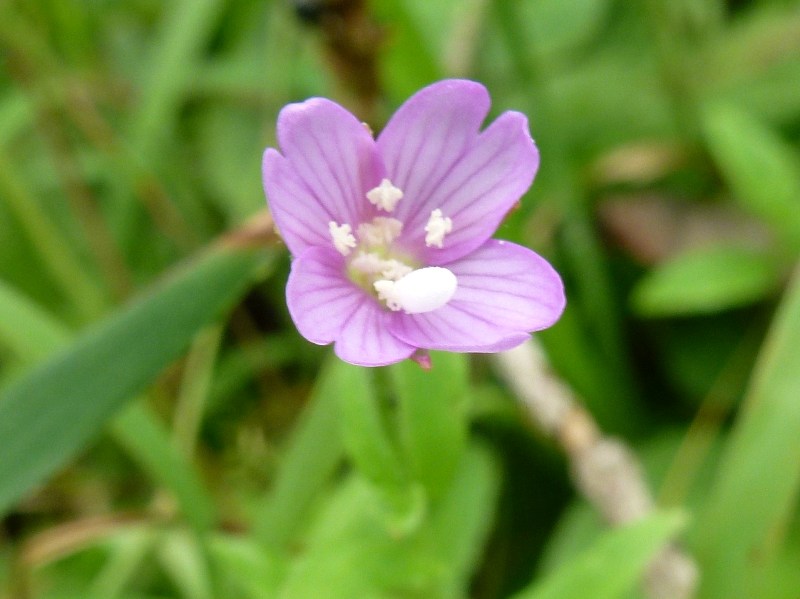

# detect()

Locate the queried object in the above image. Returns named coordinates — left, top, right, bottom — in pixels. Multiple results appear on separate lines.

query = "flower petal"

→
left=376, top=79, right=490, bottom=215
left=286, top=246, right=366, bottom=345
left=334, top=301, right=416, bottom=367
left=286, top=246, right=416, bottom=366
left=407, top=111, right=539, bottom=265
left=389, top=240, right=564, bottom=351
left=264, top=98, right=384, bottom=255
left=263, top=149, right=332, bottom=254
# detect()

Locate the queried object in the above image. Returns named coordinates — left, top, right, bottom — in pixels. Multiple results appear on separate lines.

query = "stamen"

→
left=374, top=267, right=457, bottom=314
left=357, top=217, right=403, bottom=246
left=329, top=221, right=357, bottom=256
left=351, top=252, right=412, bottom=281
left=374, top=279, right=402, bottom=311
left=350, top=252, right=385, bottom=274
left=424, top=209, right=453, bottom=248
left=380, top=260, right=413, bottom=281
left=366, top=178, right=404, bottom=212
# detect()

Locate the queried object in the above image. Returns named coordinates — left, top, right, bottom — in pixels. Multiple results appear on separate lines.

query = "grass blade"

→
left=0, top=245, right=267, bottom=516
left=692, top=264, right=800, bottom=599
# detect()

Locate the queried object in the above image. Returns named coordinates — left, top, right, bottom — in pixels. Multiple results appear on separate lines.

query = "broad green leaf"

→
left=631, top=245, right=784, bottom=317
left=255, top=356, right=348, bottom=548
left=692, top=265, right=800, bottom=599
left=0, top=274, right=221, bottom=536
left=702, top=103, right=800, bottom=252
left=0, top=246, right=267, bottom=516
left=512, top=511, right=685, bottom=599
left=390, top=352, right=468, bottom=498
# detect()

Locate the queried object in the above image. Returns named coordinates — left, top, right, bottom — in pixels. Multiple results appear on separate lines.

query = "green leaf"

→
left=129, top=0, right=224, bottom=159
left=0, top=278, right=70, bottom=362
left=691, top=265, right=800, bottom=599
left=156, top=530, right=213, bottom=599
left=521, top=0, right=610, bottom=58
left=390, top=352, right=468, bottom=498
left=278, top=475, right=440, bottom=599
left=335, top=363, right=406, bottom=492
left=209, top=534, right=285, bottom=599
left=88, top=527, right=157, bottom=599
left=631, top=244, right=784, bottom=317
left=0, top=149, right=107, bottom=319
left=702, top=103, right=800, bottom=252
left=370, top=0, right=442, bottom=103
left=110, top=403, right=216, bottom=533
left=422, top=443, right=500, bottom=594
left=0, top=246, right=267, bottom=516
left=512, top=511, right=685, bottom=599
left=255, top=356, right=348, bottom=548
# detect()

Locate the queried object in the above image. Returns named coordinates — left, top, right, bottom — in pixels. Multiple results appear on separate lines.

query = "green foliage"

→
left=0, top=247, right=267, bottom=515
left=701, top=103, right=800, bottom=252
left=1, top=0, right=800, bottom=598
left=513, top=511, right=685, bottom=599
left=692, top=267, right=800, bottom=599
left=631, top=244, right=785, bottom=316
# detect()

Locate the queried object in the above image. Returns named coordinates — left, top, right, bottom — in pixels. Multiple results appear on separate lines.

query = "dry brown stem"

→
left=494, top=340, right=699, bottom=599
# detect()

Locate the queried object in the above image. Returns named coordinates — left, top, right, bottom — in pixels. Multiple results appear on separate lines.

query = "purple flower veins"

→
left=262, top=79, right=565, bottom=367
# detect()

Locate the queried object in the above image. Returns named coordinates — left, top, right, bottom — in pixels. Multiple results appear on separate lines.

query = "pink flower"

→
left=262, top=80, right=565, bottom=366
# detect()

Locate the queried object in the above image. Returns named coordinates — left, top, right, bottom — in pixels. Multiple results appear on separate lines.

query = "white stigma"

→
left=424, top=209, right=453, bottom=248
left=373, top=267, right=457, bottom=314
left=357, top=217, right=403, bottom=246
left=329, top=221, right=357, bottom=256
left=366, top=178, right=404, bottom=212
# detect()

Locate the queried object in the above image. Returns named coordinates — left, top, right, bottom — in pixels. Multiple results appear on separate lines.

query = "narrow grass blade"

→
left=692, top=265, right=800, bottom=599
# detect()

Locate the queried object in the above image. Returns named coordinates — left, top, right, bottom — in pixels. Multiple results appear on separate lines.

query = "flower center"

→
left=328, top=179, right=458, bottom=313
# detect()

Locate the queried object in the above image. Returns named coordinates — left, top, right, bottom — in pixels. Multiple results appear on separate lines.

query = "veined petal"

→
left=335, top=301, right=416, bottom=367
left=266, top=98, right=385, bottom=254
left=407, top=111, right=539, bottom=265
left=263, top=149, right=334, bottom=254
left=286, top=246, right=366, bottom=345
left=377, top=80, right=490, bottom=220
left=389, top=240, right=564, bottom=351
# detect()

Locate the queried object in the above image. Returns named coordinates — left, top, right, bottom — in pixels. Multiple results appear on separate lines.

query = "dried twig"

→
left=493, top=340, right=699, bottom=599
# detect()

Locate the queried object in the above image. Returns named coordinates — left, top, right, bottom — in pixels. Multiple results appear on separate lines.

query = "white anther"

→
left=380, top=259, right=413, bottom=281
left=366, top=178, right=404, bottom=212
left=351, top=252, right=412, bottom=281
left=357, top=217, right=403, bottom=246
left=350, top=252, right=385, bottom=274
left=424, top=209, right=453, bottom=248
left=374, top=267, right=457, bottom=314
left=374, top=279, right=402, bottom=311
left=329, top=221, right=357, bottom=256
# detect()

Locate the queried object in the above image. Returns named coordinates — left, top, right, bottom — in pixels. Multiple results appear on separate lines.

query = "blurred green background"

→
left=1, top=0, right=799, bottom=598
